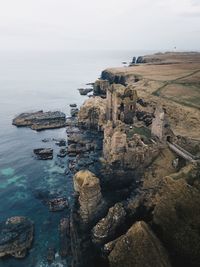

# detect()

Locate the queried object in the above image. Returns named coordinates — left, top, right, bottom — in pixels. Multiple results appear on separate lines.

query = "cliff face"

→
left=78, top=97, right=106, bottom=130
left=70, top=52, right=200, bottom=267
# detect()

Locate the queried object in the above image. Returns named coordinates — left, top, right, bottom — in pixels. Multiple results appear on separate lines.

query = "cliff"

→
left=70, top=52, right=200, bottom=267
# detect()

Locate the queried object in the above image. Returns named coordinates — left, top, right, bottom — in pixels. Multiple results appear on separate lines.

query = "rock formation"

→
left=78, top=97, right=106, bottom=130
left=93, top=79, right=110, bottom=97
left=103, top=121, right=160, bottom=170
left=0, top=216, right=34, bottom=258
left=92, top=202, right=126, bottom=245
left=12, top=110, right=66, bottom=131
left=107, top=221, right=172, bottom=267
left=73, top=170, right=104, bottom=225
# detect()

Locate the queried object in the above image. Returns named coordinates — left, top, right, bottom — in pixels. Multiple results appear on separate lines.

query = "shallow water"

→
left=0, top=49, right=154, bottom=266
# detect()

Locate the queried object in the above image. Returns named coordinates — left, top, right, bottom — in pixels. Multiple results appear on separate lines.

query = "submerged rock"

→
left=55, top=139, right=67, bottom=147
left=48, top=197, right=68, bottom=212
left=47, top=247, right=56, bottom=264
left=33, top=148, right=53, bottom=160
left=0, top=216, right=34, bottom=259
left=12, top=110, right=66, bottom=131
left=57, top=148, right=67, bottom=158
left=107, top=221, right=171, bottom=267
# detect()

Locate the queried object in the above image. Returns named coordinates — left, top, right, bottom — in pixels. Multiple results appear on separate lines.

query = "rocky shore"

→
left=67, top=52, right=200, bottom=267
left=2, top=52, right=200, bottom=266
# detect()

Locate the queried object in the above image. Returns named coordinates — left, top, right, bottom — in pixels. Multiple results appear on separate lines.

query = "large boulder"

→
left=107, top=221, right=172, bottom=267
left=78, top=97, right=106, bottom=130
left=73, top=170, right=104, bottom=224
left=0, top=216, right=34, bottom=258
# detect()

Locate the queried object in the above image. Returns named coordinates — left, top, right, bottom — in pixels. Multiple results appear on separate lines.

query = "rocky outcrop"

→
left=48, top=197, right=68, bottom=212
left=101, top=70, right=140, bottom=85
left=78, top=97, right=106, bottom=130
left=0, top=217, right=34, bottom=258
left=103, top=121, right=160, bottom=170
left=78, top=88, right=93, bottom=96
left=73, top=170, right=104, bottom=225
left=33, top=148, right=53, bottom=160
left=107, top=221, right=172, bottom=267
left=92, top=202, right=126, bottom=245
left=93, top=79, right=110, bottom=97
left=12, top=110, right=66, bottom=131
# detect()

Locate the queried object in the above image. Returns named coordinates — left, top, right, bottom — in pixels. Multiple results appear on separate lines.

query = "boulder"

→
left=48, top=197, right=68, bottom=212
left=55, top=139, right=66, bottom=147
left=57, top=148, right=67, bottom=158
left=12, top=110, right=66, bottom=131
left=0, top=216, right=34, bottom=258
left=69, top=103, right=77, bottom=108
left=107, top=221, right=172, bottom=267
left=92, top=203, right=126, bottom=244
left=33, top=148, right=53, bottom=160
left=73, top=170, right=104, bottom=224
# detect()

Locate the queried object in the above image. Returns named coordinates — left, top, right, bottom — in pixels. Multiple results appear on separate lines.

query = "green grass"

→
left=127, top=126, right=151, bottom=140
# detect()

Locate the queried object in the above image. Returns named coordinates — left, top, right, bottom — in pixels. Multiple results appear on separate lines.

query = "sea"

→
left=0, top=49, right=155, bottom=267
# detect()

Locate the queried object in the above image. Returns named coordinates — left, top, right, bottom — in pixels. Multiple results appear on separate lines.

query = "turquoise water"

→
left=0, top=50, right=153, bottom=267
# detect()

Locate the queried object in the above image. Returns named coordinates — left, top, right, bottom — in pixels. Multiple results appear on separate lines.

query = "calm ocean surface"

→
left=0, top=50, right=154, bottom=267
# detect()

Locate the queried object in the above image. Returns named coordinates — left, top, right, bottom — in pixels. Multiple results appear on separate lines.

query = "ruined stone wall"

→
left=103, top=122, right=160, bottom=170
left=151, top=106, right=175, bottom=142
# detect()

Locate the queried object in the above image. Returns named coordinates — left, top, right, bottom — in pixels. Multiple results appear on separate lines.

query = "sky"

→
left=0, top=0, right=199, bottom=51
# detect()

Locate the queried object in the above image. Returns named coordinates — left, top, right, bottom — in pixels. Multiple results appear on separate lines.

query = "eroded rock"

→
left=107, top=221, right=172, bottom=267
left=73, top=170, right=104, bottom=224
left=12, top=111, right=66, bottom=131
left=78, top=97, right=106, bottom=130
left=0, top=216, right=34, bottom=259
left=33, top=148, right=53, bottom=160
left=92, top=203, right=126, bottom=245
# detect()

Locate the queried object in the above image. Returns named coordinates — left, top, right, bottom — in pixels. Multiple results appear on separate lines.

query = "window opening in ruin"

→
left=120, top=103, right=124, bottom=112
left=166, top=136, right=171, bottom=142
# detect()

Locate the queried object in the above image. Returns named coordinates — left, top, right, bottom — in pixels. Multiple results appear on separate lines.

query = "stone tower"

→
left=106, top=84, right=138, bottom=125
left=151, top=106, right=174, bottom=142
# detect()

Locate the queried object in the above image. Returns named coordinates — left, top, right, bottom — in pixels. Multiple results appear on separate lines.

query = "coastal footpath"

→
left=68, top=52, right=200, bottom=267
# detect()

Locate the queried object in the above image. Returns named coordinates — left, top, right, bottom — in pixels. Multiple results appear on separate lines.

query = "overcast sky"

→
left=0, top=0, right=199, bottom=51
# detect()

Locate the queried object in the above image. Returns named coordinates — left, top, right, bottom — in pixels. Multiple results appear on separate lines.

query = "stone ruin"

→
left=106, top=84, right=138, bottom=125
left=151, top=106, right=175, bottom=142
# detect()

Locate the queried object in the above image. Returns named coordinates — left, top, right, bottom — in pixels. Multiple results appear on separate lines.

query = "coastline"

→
left=68, top=52, right=200, bottom=267
left=1, top=51, right=200, bottom=267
